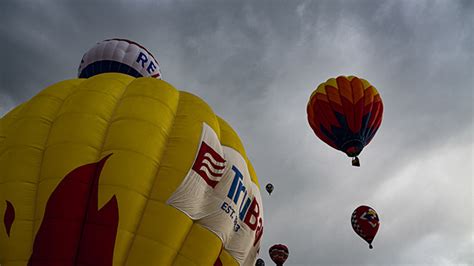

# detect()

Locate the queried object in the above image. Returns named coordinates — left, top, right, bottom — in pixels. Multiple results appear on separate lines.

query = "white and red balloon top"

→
left=78, top=38, right=162, bottom=79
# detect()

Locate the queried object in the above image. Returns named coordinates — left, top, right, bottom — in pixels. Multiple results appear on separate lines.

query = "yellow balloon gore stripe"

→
left=0, top=73, right=258, bottom=265
left=1, top=79, right=82, bottom=262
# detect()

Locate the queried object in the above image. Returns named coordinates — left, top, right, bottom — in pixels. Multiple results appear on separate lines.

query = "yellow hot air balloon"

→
left=0, top=73, right=263, bottom=266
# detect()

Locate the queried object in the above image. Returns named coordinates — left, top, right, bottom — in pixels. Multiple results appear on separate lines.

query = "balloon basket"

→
left=352, top=157, right=360, bottom=167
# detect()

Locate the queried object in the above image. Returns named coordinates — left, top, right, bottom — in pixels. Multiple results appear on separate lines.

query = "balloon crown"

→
left=78, top=38, right=162, bottom=79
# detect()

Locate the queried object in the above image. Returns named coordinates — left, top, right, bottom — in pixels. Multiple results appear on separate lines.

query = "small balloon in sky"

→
left=351, top=205, right=380, bottom=249
left=269, top=244, right=289, bottom=266
left=78, top=38, right=162, bottom=79
left=255, top=258, right=265, bottom=266
left=265, top=183, right=274, bottom=195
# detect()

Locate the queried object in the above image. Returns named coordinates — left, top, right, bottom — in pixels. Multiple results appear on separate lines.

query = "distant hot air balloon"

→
left=255, top=258, right=265, bottom=266
left=307, top=76, right=383, bottom=166
left=351, top=205, right=380, bottom=249
left=265, top=183, right=274, bottom=195
left=0, top=73, right=264, bottom=265
left=269, top=244, right=289, bottom=266
left=78, top=38, right=162, bottom=79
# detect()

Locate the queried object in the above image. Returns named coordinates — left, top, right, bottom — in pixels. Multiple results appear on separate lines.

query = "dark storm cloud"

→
left=1, top=0, right=472, bottom=265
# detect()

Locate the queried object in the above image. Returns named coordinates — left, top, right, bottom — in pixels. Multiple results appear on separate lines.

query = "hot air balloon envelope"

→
left=265, top=183, right=274, bottom=195
left=307, top=76, right=383, bottom=166
left=351, top=205, right=380, bottom=249
left=269, top=244, right=289, bottom=265
left=0, top=73, right=263, bottom=265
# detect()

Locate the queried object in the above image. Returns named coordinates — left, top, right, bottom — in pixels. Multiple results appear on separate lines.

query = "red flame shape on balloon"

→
left=4, top=200, right=15, bottom=237
left=28, top=154, right=119, bottom=266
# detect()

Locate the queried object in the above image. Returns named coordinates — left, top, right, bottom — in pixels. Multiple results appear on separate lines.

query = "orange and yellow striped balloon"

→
left=307, top=76, right=383, bottom=164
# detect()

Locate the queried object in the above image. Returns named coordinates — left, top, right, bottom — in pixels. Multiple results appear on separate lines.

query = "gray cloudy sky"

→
left=1, top=0, right=473, bottom=265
